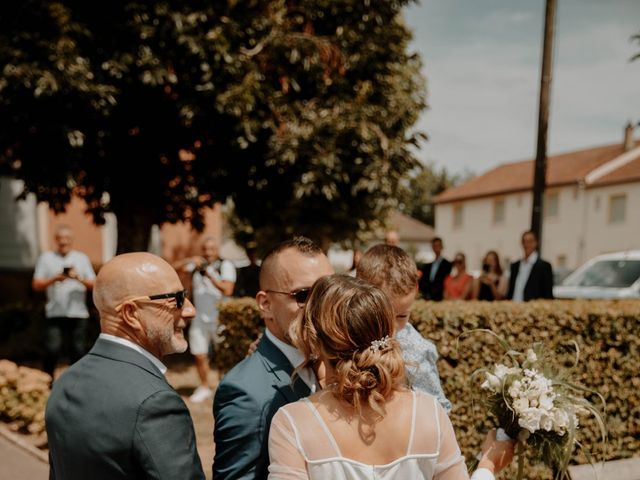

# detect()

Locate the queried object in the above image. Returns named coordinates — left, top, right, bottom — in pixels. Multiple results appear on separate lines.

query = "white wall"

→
left=434, top=194, right=530, bottom=272
left=583, top=183, right=640, bottom=259
left=435, top=181, right=640, bottom=272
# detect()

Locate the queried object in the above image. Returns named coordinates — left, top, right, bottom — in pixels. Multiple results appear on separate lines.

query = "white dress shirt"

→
left=512, top=251, right=539, bottom=303
left=99, top=333, right=167, bottom=375
left=265, top=329, right=317, bottom=393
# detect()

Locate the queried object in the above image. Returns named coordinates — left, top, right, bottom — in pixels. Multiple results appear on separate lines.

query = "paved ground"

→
left=0, top=433, right=48, bottom=480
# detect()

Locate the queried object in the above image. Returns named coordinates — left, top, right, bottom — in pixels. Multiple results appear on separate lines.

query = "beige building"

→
left=433, top=130, right=640, bottom=273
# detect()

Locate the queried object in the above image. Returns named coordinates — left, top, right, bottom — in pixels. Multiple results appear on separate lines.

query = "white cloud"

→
left=405, top=0, right=640, bottom=175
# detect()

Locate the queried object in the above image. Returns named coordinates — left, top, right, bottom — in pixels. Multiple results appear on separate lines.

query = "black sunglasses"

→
left=265, top=288, right=311, bottom=306
left=115, top=289, right=189, bottom=312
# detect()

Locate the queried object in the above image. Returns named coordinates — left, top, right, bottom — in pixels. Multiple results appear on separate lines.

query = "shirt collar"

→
left=523, top=251, right=539, bottom=265
left=264, top=328, right=305, bottom=369
left=99, top=333, right=167, bottom=375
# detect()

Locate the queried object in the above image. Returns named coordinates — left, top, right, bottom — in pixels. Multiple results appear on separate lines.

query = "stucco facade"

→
left=434, top=140, right=640, bottom=273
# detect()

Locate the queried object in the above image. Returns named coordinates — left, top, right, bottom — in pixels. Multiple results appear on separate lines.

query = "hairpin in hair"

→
left=369, top=335, right=391, bottom=352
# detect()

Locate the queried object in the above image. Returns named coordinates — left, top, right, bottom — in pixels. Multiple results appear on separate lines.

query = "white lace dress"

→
left=268, top=390, right=494, bottom=480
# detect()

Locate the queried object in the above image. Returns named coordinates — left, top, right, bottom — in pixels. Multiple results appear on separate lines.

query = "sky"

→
left=404, top=0, right=640, bottom=175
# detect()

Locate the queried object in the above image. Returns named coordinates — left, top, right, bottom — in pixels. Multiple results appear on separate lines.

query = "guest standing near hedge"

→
left=444, top=253, right=474, bottom=301
left=234, top=245, right=261, bottom=299
left=507, top=230, right=554, bottom=302
left=32, top=225, right=95, bottom=379
left=173, top=237, right=236, bottom=403
left=419, top=237, right=452, bottom=301
left=472, top=251, right=507, bottom=301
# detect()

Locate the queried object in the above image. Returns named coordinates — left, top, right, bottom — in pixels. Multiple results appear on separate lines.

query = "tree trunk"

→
left=114, top=203, right=155, bottom=254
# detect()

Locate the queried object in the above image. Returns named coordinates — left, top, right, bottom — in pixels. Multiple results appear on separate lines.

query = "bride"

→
left=268, top=274, right=513, bottom=479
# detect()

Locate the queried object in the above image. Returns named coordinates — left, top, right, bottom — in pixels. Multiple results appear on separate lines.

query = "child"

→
left=357, top=244, right=452, bottom=413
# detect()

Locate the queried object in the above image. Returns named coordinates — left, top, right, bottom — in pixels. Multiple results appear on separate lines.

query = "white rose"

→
left=494, top=364, right=520, bottom=380
left=518, top=407, right=544, bottom=433
left=482, top=372, right=501, bottom=391
left=540, top=411, right=554, bottom=431
left=526, top=349, right=538, bottom=364
left=552, top=409, right=569, bottom=434
left=508, top=380, right=523, bottom=399
left=512, top=397, right=529, bottom=413
left=539, top=393, right=555, bottom=411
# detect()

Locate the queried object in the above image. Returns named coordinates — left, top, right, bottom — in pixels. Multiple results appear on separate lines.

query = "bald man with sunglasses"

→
left=213, top=237, right=334, bottom=480
left=46, top=252, right=205, bottom=480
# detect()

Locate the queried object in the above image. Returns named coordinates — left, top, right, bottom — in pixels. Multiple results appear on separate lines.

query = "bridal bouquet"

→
left=470, top=331, right=606, bottom=480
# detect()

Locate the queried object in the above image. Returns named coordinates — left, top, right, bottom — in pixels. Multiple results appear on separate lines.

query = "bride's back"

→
left=300, top=389, right=442, bottom=464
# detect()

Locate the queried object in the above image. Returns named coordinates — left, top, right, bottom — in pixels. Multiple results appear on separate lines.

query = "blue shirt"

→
left=396, top=323, right=452, bottom=413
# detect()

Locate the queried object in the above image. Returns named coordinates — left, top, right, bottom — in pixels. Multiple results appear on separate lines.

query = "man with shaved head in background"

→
left=46, top=252, right=205, bottom=480
left=213, top=237, right=334, bottom=479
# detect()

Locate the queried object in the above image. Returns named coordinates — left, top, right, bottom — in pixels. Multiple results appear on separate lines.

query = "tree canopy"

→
left=1, top=0, right=426, bottom=252
left=396, top=163, right=471, bottom=227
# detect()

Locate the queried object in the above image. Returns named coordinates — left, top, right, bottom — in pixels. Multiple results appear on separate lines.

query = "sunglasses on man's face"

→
left=115, top=289, right=189, bottom=312
left=265, top=288, right=311, bottom=307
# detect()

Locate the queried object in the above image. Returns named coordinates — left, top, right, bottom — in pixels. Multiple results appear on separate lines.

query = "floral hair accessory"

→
left=369, top=335, right=391, bottom=352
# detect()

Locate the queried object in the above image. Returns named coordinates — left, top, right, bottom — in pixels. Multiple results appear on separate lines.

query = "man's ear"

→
left=256, top=291, right=271, bottom=318
left=120, top=303, right=144, bottom=332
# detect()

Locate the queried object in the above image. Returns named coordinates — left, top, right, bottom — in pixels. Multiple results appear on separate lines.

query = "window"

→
left=493, top=199, right=505, bottom=224
left=609, top=194, right=626, bottom=224
left=545, top=192, right=559, bottom=218
left=453, top=204, right=463, bottom=228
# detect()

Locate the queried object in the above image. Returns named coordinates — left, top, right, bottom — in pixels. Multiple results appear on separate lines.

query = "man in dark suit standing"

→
left=213, top=237, right=334, bottom=479
left=418, top=237, right=452, bottom=301
left=46, top=252, right=205, bottom=480
left=507, top=230, right=554, bottom=301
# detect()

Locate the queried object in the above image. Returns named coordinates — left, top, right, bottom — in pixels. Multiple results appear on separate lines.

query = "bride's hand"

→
left=477, top=429, right=514, bottom=474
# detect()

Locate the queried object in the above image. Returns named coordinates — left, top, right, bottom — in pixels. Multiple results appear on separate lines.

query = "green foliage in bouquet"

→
left=0, top=360, right=51, bottom=434
left=468, top=330, right=606, bottom=479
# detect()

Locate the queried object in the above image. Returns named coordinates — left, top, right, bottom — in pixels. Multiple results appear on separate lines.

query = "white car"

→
left=553, top=250, right=640, bottom=299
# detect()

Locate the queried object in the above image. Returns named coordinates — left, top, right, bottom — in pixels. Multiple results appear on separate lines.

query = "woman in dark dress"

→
left=473, top=251, right=507, bottom=301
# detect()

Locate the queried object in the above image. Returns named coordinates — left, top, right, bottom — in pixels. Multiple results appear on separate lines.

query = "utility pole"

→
left=531, top=0, right=557, bottom=252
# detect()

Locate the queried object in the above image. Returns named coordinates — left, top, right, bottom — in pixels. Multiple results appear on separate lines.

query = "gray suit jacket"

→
left=213, top=334, right=311, bottom=480
left=46, top=338, right=205, bottom=480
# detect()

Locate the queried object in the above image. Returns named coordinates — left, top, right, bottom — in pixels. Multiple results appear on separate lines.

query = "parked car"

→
left=553, top=250, right=640, bottom=299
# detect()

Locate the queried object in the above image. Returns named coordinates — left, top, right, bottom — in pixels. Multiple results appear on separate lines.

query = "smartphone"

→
left=481, top=263, right=490, bottom=273
left=63, top=267, right=71, bottom=276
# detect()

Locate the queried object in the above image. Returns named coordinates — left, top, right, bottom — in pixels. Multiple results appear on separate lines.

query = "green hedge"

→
left=218, top=299, right=640, bottom=478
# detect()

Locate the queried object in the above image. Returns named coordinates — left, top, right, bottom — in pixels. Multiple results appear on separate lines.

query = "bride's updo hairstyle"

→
left=296, top=274, right=406, bottom=417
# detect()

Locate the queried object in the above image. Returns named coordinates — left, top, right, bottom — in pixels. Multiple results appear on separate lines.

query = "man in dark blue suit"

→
left=507, top=230, right=554, bottom=301
left=213, top=237, right=334, bottom=479
left=418, top=237, right=452, bottom=301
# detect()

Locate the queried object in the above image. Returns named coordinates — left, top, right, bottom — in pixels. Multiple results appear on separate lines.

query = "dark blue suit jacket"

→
left=213, top=334, right=310, bottom=480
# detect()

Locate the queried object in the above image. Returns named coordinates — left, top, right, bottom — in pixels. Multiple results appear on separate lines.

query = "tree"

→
left=396, top=163, right=472, bottom=226
left=1, top=1, right=425, bottom=253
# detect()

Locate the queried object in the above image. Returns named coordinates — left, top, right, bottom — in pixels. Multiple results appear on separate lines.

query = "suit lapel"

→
left=256, top=336, right=311, bottom=402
